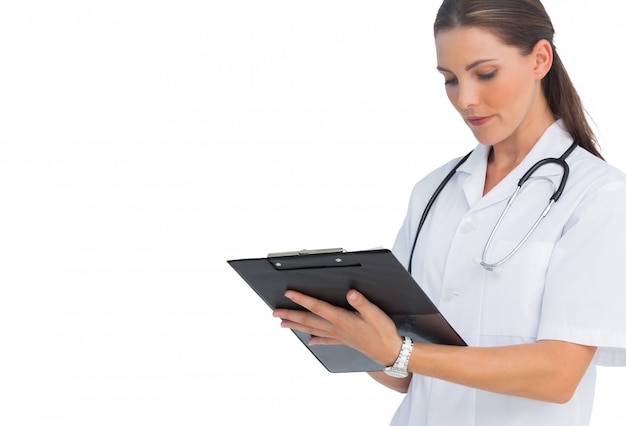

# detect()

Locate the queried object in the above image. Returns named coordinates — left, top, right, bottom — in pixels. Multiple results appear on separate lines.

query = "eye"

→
left=444, top=77, right=458, bottom=86
left=478, top=71, right=496, bottom=81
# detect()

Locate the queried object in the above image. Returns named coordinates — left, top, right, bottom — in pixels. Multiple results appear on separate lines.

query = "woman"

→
left=273, top=0, right=626, bottom=424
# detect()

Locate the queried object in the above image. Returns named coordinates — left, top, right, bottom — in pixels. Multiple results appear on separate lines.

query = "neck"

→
left=483, top=109, right=555, bottom=195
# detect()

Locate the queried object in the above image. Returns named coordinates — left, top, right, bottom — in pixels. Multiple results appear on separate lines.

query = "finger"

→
left=273, top=308, right=327, bottom=328
left=346, top=289, right=387, bottom=320
left=308, top=335, right=343, bottom=346
left=279, top=318, right=333, bottom=339
left=273, top=308, right=336, bottom=336
left=284, top=290, right=341, bottom=321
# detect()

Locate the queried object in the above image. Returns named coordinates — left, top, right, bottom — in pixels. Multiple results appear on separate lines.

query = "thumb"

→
left=346, top=289, right=384, bottom=318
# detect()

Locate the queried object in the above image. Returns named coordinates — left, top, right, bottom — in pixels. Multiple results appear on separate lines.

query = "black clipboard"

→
left=227, top=248, right=466, bottom=373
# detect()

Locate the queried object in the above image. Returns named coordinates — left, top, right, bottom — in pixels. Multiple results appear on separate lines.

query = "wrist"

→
left=383, top=336, right=413, bottom=378
left=383, top=335, right=404, bottom=367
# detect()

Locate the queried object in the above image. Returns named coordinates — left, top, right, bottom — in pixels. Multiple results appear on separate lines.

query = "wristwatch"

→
left=383, top=336, right=413, bottom=378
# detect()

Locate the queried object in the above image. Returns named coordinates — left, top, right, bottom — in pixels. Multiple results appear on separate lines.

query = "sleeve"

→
left=537, top=179, right=626, bottom=366
left=391, top=197, right=415, bottom=270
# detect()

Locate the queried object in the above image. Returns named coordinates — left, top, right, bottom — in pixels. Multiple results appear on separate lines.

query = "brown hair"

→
left=434, top=0, right=603, bottom=159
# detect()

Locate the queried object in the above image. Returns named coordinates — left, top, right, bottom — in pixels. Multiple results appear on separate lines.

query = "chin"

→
left=469, top=129, right=501, bottom=147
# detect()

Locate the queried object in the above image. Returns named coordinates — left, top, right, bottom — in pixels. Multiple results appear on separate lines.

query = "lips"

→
left=467, top=115, right=494, bottom=126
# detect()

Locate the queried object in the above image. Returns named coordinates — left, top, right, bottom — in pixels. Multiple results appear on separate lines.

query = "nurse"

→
left=273, top=0, right=626, bottom=424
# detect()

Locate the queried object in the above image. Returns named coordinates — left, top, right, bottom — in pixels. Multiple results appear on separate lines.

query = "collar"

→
left=454, top=119, right=576, bottom=210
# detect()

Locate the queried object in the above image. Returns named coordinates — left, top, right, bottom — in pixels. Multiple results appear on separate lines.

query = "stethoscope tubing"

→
left=407, top=150, right=471, bottom=274
left=408, top=141, right=577, bottom=274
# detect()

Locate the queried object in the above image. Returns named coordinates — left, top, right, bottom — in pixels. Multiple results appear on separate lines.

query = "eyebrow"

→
left=437, top=59, right=497, bottom=73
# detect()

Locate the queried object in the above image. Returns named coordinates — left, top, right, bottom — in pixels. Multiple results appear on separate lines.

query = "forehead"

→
left=435, top=26, right=520, bottom=70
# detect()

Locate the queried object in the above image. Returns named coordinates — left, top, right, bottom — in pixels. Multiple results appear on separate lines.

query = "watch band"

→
left=383, top=336, right=413, bottom=378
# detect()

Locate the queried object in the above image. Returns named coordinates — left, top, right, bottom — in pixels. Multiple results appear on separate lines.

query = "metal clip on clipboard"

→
left=267, top=248, right=362, bottom=271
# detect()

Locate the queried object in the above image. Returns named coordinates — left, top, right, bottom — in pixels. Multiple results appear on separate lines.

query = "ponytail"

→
left=543, top=50, right=602, bottom=158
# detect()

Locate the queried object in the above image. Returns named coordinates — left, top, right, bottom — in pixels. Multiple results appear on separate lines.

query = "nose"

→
left=455, top=81, right=479, bottom=110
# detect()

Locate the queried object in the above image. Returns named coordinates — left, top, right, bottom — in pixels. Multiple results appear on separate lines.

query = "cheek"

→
left=489, top=73, right=534, bottom=112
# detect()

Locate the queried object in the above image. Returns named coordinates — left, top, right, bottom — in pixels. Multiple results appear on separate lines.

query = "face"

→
left=435, top=26, right=550, bottom=148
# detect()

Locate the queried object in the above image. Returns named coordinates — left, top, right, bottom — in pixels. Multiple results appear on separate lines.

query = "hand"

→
left=272, top=289, right=403, bottom=367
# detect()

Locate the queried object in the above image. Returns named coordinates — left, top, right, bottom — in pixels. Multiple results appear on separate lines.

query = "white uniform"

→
left=391, top=120, right=626, bottom=425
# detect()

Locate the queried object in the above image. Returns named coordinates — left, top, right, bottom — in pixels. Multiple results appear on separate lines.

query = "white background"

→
left=1, top=1, right=625, bottom=425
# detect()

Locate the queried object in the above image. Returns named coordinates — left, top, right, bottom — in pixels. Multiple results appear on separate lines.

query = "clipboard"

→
left=227, top=248, right=466, bottom=373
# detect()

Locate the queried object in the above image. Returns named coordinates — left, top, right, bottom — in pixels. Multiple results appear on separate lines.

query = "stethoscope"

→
left=407, top=141, right=577, bottom=274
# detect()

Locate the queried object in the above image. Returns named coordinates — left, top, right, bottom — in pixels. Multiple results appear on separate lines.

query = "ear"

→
left=531, top=39, right=553, bottom=80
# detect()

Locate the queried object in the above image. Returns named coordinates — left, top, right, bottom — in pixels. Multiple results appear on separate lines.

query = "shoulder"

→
left=567, top=147, right=626, bottom=195
left=558, top=146, right=626, bottom=232
left=408, top=152, right=475, bottom=200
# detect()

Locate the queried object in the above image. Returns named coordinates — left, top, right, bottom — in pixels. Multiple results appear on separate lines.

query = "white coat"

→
left=390, top=120, right=626, bottom=425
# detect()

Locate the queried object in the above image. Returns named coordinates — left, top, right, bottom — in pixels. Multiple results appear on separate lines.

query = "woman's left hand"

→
left=272, top=289, right=402, bottom=367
